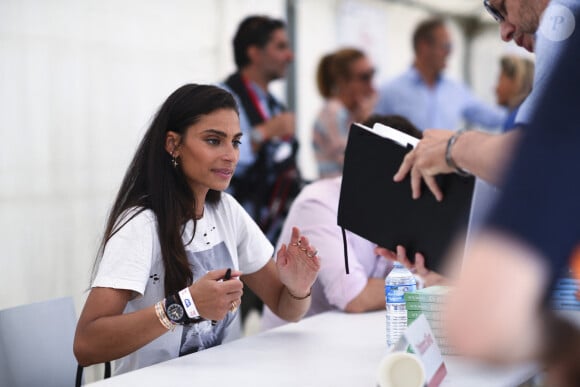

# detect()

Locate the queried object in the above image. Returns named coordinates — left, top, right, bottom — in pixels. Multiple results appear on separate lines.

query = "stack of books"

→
left=550, top=272, right=580, bottom=311
left=404, top=286, right=454, bottom=355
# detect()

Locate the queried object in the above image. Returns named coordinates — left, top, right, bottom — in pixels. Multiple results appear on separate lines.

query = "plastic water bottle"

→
left=385, top=262, right=417, bottom=347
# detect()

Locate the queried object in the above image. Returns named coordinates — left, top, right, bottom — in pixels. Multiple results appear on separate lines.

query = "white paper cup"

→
left=377, top=352, right=425, bottom=387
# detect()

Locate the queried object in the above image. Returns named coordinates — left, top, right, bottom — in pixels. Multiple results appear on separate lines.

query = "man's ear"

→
left=247, top=45, right=261, bottom=64
left=165, top=131, right=181, bottom=156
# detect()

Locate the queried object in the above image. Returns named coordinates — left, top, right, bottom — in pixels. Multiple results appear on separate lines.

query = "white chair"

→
left=0, top=296, right=109, bottom=387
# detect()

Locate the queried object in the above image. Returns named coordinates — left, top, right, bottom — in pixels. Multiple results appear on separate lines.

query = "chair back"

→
left=0, top=297, right=78, bottom=387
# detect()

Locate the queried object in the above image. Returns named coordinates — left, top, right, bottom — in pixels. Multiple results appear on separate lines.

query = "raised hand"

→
left=276, top=227, right=321, bottom=298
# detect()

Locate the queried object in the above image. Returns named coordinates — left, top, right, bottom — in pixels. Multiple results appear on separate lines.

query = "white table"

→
left=88, top=310, right=537, bottom=387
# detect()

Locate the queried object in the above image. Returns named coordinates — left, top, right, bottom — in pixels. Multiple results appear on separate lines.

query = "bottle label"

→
left=386, top=284, right=417, bottom=303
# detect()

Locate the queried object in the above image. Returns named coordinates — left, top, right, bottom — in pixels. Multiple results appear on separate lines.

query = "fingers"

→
left=394, top=150, right=415, bottom=182
left=410, top=165, right=423, bottom=200
left=413, top=253, right=429, bottom=275
left=288, top=228, right=318, bottom=258
left=375, top=246, right=397, bottom=260
left=290, top=227, right=301, bottom=244
left=276, top=244, right=288, bottom=265
left=424, top=176, right=443, bottom=202
left=204, top=268, right=241, bottom=281
left=395, top=245, right=414, bottom=268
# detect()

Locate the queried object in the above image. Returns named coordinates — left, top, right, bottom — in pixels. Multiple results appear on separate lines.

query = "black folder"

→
left=337, top=123, right=475, bottom=273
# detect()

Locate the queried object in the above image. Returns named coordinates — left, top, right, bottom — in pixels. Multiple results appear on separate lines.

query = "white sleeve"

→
left=222, top=194, right=274, bottom=274
left=92, top=210, right=157, bottom=296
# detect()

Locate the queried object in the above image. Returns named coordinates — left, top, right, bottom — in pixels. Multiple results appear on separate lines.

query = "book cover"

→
left=338, top=123, right=475, bottom=272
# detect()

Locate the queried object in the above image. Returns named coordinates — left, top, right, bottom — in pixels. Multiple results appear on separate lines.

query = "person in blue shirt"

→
left=375, top=17, right=506, bottom=132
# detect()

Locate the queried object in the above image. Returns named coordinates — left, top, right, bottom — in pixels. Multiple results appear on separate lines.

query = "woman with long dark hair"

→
left=73, top=84, right=320, bottom=374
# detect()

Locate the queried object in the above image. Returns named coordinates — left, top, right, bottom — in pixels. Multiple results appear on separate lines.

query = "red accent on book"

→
left=428, top=363, right=447, bottom=387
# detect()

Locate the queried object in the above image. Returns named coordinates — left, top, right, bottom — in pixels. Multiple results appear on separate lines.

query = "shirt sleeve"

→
left=92, top=209, right=156, bottom=296
left=485, top=9, right=580, bottom=285
left=222, top=194, right=274, bottom=274
left=461, top=85, right=507, bottom=129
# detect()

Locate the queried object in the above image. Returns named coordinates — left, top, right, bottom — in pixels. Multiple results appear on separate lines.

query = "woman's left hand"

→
left=276, top=227, right=321, bottom=297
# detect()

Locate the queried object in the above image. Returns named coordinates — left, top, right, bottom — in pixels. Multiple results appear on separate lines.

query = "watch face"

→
left=166, top=303, right=184, bottom=322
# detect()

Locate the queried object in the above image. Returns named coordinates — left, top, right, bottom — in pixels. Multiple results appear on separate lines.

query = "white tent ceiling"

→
left=385, top=0, right=492, bottom=21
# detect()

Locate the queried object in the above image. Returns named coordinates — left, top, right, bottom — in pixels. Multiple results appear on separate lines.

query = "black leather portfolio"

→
left=338, top=123, right=475, bottom=273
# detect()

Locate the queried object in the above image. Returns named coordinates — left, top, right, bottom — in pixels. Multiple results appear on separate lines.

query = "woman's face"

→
left=495, top=71, right=517, bottom=108
left=345, top=57, right=375, bottom=105
left=167, top=108, right=241, bottom=200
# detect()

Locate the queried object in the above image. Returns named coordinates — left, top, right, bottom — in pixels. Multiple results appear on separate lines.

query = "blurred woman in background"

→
left=312, top=47, right=377, bottom=178
left=495, top=54, right=534, bottom=131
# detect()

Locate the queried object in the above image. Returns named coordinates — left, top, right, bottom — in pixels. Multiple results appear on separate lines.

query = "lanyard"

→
left=242, top=77, right=269, bottom=121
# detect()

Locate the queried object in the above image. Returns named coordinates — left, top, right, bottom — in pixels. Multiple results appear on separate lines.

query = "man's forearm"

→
left=453, top=129, right=521, bottom=186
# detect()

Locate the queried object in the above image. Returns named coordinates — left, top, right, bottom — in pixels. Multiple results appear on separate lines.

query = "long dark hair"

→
left=92, top=84, right=239, bottom=295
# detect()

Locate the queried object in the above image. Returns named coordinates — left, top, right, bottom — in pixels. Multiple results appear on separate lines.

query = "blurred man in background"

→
left=375, top=17, right=506, bottom=132
left=221, top=15, right=304, bottom=326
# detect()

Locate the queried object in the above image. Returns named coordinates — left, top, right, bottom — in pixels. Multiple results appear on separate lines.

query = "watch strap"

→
left=178, top=287, right=201, bottom=319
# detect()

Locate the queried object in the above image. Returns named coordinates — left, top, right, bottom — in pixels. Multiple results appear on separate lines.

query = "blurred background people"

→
left=221, top=15, right=301, bottom=244
left=312, top=47, right=377, bottom=179
left=261, top=115, right=423, bottom=331
left=495, top=54, right=534, bottom=131
left=375, top=17, right=506, bottom=132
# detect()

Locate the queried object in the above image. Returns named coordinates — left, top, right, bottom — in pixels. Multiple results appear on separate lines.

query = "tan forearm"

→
left=74, top=289, right=169, bottom=366
left=452, top=130, right=522, bottom=185
left=75, top=306, right=167, bottom=366
left=273, top=286, right=312, bottom=322
left=344, top=278, right=385, bottom=313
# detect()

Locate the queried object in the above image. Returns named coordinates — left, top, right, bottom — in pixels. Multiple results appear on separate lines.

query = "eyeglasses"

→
left=483, top=0, right=505, bottom=23
left=353, top=69, right=375, bottom=83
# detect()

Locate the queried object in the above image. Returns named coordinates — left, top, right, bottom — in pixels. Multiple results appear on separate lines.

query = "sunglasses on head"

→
left=483, top=0, right=505, bottom=23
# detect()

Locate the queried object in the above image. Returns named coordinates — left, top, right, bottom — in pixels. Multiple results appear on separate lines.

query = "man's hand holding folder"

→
left=337, top=122, right=475, bottom=273
left=394, top=129, right=458, bottom=202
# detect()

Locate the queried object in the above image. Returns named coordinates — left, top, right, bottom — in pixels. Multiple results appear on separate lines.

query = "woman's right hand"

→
left=188, top=268, right=244, bottom=321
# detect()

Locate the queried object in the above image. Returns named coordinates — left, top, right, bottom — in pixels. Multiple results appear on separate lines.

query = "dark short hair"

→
left=412, top=17, right=446, bottom=52
left=233, top=15, right=286, bottom=69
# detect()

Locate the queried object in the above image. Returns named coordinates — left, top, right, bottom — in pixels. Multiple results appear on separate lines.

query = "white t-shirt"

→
left=92, top=193, right=273, bottom=375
